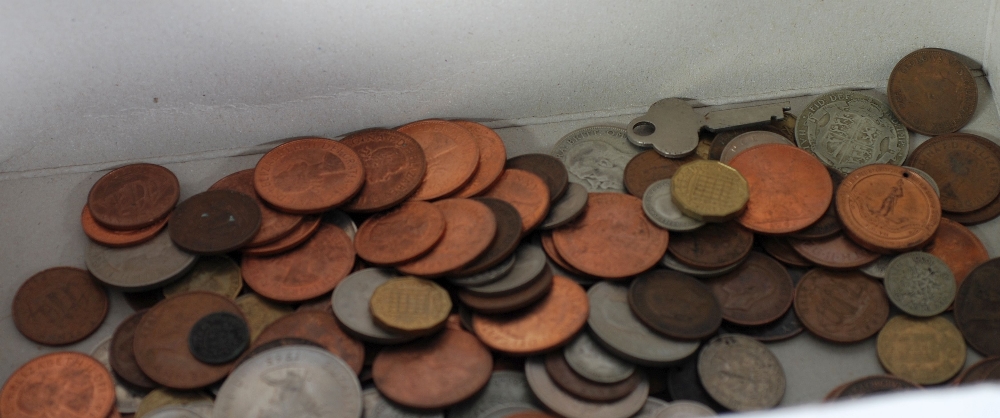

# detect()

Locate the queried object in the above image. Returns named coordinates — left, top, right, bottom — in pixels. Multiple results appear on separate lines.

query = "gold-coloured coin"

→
left=670, top=160, right=749, bottom=222
left=235, top=292, right=293, bottom=342
left=876, top=315, right=965, bottom=385
left=162, top=255, right=242, bottom=299
left=369, top=276, right=452, bottom=336
left=135, top=388, right=212, bottom=418
left=695, top=136, right=712, bottom=160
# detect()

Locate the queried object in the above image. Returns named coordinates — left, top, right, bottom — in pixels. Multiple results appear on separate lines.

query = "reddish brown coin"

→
left=624, top=150, right=698, bottom=197
left=924, top=218, right=989, bottom=287
left=253, top=310, right=365, bottom=374
left=505, top=154, right=569, bottom=203
left=667, top=221, right=753, bottom=270
left=955, top=357, right=1000, bottom=385
left=760, top=235, right=812, bottom=267
left=452, top=121, right=509, bottom=198
left=340, top=128, right=427, bottom=212
left=0, top=352, right=116, bottom=418
left=888, top=48, right=977, bottom=136
left=454, top=198, right=524, bottom=276
left=944, top=193, right=1000, bottom=225
left=907, top=133, right=1000, bottom=213
left=242, top=223, right=355, bottom=302
left=628, top=269, right=722, bottom=340
left=168, top=189, right=262, bottom=254
left=109, top=310, right=157, bottom=389
left=209, top=169, right=304, bottom=247
left=396, top=198, right=497, bottom=277
left=87, top=163, right=180, bottom=230
left=458, top=264, right=554, bottom=314
left=788, top=233, right=880, bottom=270
left=705, top=253, right=794, bottom=326
left=372, top=328, right=492, bottom=409
left=133, top=291, right=245, bottom=389
left=826, top=375, right=921, bottom=401
left=253, top=137, right=365, bottom=214
left=481, top=169, right=551, bottom=234
left=473, top=276, right=589, bottom=355
left=540, top=231, right=587, bottom=276
left=12, top=267, right=108, bottom=346
left=729, top=144, right=833, bottom=234
left=81, top=205, right=169, bottom=247
left=398, top=119, right=480, bottom=201
left=794, top=269, right=890, bottom=343
left=790, top=166, right=845, bottom=240
left=954, top=258, right=1000, bottom=356
left=354, top=201, right=446, bottom=265
left=543, top=351, right=642, bottom=402
left=552, top=193, right=669, bottom=279
left=241, top=214, right=320, bottom=256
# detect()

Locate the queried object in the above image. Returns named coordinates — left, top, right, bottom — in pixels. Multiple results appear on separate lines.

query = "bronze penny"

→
left=396, top=198, right=497, bottom=278
left=888, top=48, right=977, bottom=136
left=473, top=276, right=589, bottom=355
left=943, top=191, right=1000, bottom=225
left=539, top=231, right=587, bottom=277
left=397, top=119, right=481, bottom=201
left=354, top=201, right=446, bottom=265
left=924, top=218, right=989, bottom=287
left=506, top=154, right=569, bottom=203
left=907, top=133, right=1000, bottom=213
left=789, top=166, right=844, bottom=240
left=12, top=267, right=108, bottom=346
left=553, top=193, right=669, bottom=279
left=0, top=352, right=116, bottom=418
left=451, top=121, right=508, bottom=198
left=955, top=357, right=1000, bottom=385
left=759, top=236, right=812, bottom=267
left=788, top=233, right=880, bottom=270
left=826, top=375, right=920, bottom=401
left=481, top=169, right=551, bottom=234
left=794, top=269, right=889, bottom=343
left=624, top=150, right=698, bottom=197
left=241, top=214, right=320, bottom=256
left=88, top=163, right=180, bottom=230
left=706, top=252, right=794, bottom=326
left=168, top=189, right=261, bottom=255
left=109, top=310, right=157, bottom=389
left=340, top=128, right=427, bottom=212
left=837, top=164, right=940, bottom=253
left=543, top=351, right=642, bottom=402
left=720, top=267, right=806, bottom=342
left=667, top=221, right=753, bottom=270
left=242, top=223, right=355, bottom=302
left=209, top=169, right=303, bottom=247
left=458, top=263, right=554, bottom=314
left=253, top=310, right=365, bottom=374
left=81, top=205, right=169, bottom=248
left=133, top=291, right=245, bottom=389
left=954, top=258, right=1000, bottom=356
left=253, top=137, right=365, bottom=214
left=453, top=198, right=523, bottom=276
left=372, top=328, right=492, bottom=409
left=628, top=269, right=722, bottom=340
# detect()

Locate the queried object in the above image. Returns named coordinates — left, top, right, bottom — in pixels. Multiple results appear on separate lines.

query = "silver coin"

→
left=630, top=397, right=670, bottom=417
left=324, top=209, right=357, bottom=240
left=541, top=182, right=588, bottom=229
left=525, top=356, right=648, bottom=418
left=697, top=334, right=784, bottom=411
left=145, top=406, right=210, bottom=418
left=660, top=252, right=742, bottom=278
left=642, top=179, right=705, bottom=231
left=551, top=126, right=644, bottom=193
left=587, top=282, right=699, bottom=366
left=214, top=345, right=362, bottom=418
left=653, top=401, right=716, bottom=417
left=859, top=254, right=895, bottom=279
left=462, top=244, right=547, bottom=296
left=86, top=231, right=198, bottom=291
left=795, top=90, right=908, bottom=174
left=449, top=255, right=517, bottom=287
left=448, top=371, right=543, bottom=418
left=362, top=388, right=443, bottom=418
left=564, top=332, right=636, bottom=384
left=332, top=268, right=412, bottom=344
left=90, top=337, right=145, bottom=414
left=718, top=131, right=794, bottom=164
left=904, top=166, right=941, bottom=197
left=884, top=252, right=955, bottom=317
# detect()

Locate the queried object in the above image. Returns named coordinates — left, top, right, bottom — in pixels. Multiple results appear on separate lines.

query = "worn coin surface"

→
left=624, top=150, right=698, bottom=197
left=540, top=183, right=588, bottom=229
left=455, top=198, right=523, bottom=275
left=884, top=252, right=955, bottom=317
left=706, top=253, right=794, bottom=326
left=242, top=223, right=355, bottom=302
left=253, top=310, right=365, bottom=374
left=668, top=222, right=753, bottom=270
left=719, top=267, right=805, bottom=342
left=654, top=401, right=716, bottom=417
left=234, top=292, right=292, bottom=343
left=370, top=276, right=452, bottom=336
left=209, top=169, right=304, bottom=247
left=396, top=119, right=480, bottom=201
left=837, top=164, right=941, bottom=252
left=12, top=266, right=108, bottom=345
left=876, top=315, right=965, bottom=385
left=825, top=375, right=920, bottom=401
left=86, top=231, right=198, bottom=291
left=481, top=169, right=550, bottom=233
left=340, top=128, right=427, bottom=212
left=332, top=268, right=412, bottom=344
left=0, top=352, right=116, bottom=418
left=88, top=163, right=181, bottom=230
left=544, top=351, right=641, bottom=402
left=163, top=255, right=242, bottom=299
left=473, top=276, right=589, bottom=355
left=450, top=255, right=517, bottom=288
left=450, top=121, right=508, bottom=198
left=670, top=160, right=749, bottom=222
left=82, top=204, right=170, bottom=248
left=167, top=190, right=261, bottom=254
left=254, top=137, right=365, bottom=213
left=506, top=153, right=570, bottom=203
left=718, top=131, right=793, bottom=164
left=354, top=201, right=446, bottom=265
left=396, top=198, right=497, bottom=277
left=888, top=48, right=977, bottom=136
left=907, top=133, right=1000, bottom=213
left=188, top=311, right=250, bottom=365
left=924, top=218, right=990, bottom=286
left=241, top=214, right=321, bottom=256
left=524, top=356, right=648, bottom=418
left=943, top=181, right=1000, bottom=225
left=110, top=310, right=157, bottom=389
left=955, top=357, right=1000, bottom=385
left=794, top=269, right=889, bottom=343
left=629, top=270, right=721, bottom=340
left=447, top=371, right=543, bottom=418
left=563, top=332, right=635, bottom=384
left=954, top=258, right=1000, bottom=356
left=788, top=233, right=880, bottom=270
left=698, top=334, right=785, bottom=411
left=362, top=388, right=444, bottom=418
left=91, top=338, right=144, bottom=414
left=642, top=179, right=705, bottom=231
left=551, top=126, right=643, bottom=193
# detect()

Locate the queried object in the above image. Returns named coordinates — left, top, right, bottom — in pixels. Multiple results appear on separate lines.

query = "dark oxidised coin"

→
left=759, top=236, right=812, bottom=267
left=169, top=190, right=262, bottom=254
left=12, top=267, right=108, bottom=346
left=668, top=222, right=753, bottom=270
left=543, top=351, right=642, bottom=402
left=888, top=48, right=977, bottom=136
left=458, top=264, right=553, bottom=314
left=788, top=233, right=880, bottom=270
left=955, top=357, right=1000, bottom=385
left=789, top=166, right=843, bottom=240
left=955, top=258, right=1000, bottom=356
left=705, top=253, right=793, bottom=326
left=794, top=269, right=889, bottom=343
left=720, top=267, right=805, bottom=342
left=506, top=154, right=569, bottom=203
left=629, top=270, right=722, bottom=340
left=110, top=310, right=157, bottom=389
left=188, top=311, right=250, bottom=365
left=454, top=198, right=523, bottom=276
left=907, top=133, right=1000, bottom=213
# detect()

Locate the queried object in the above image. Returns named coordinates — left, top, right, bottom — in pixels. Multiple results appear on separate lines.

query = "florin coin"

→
left=253, top=137, right=365, bottom=214
left=397, top=119, right=481, bottom=201
left=906, top=133, right=1000, bottom=213
left=354, top=201, right=446, bottom=265
left=234, top=292, right=293, bottom=343
left=253, top=310, right=365, bottom=374
left=506, top=153, right=570, bottom=203
left=540, top=182, right=588, bottom=229
left=670, top=160, right=749, bottom=222
left=883, top=252, right=955, bottom=317
left=563, top=332, right=635, bottom=384
left=524, top=356, right=648, bottom=418
left=629, top=270, right=722, bottom=340
left=888, top=48, right=977, bottom=136
left=90, top=338, right=145, bottom=414
left=86, top=231, right=199, bottom=291
left=717, top=131, right=793, bottom=164
left=12, top=266, right=108, bottom=345
left=473, top=276, right=589, bottom=355
left=87, top=163, right=180, bottom=231
left=362, top=388, right=444, bottom=418
left=551, top=126, right=644, bottom=193
left=447, top=371, right=544, bottom=418
left=0, top=352, right=116, bottom=418
left=163, top=255, right=242, bottom=299
left=642, top=179, right=705, bottom=232
left=954, top=258, right=1000, bottom=356
left=794, top=269, right=889, bottom=343
left=876, top=315, right=965, bottom=385
left=697, top=334, right=784, bottom=411
left=332, top=268, right=413, bottom=344
left=624, top=150, right=699, bottom=197
left=923, top=218, right=990, bottom=286
left=209, top=169, right=304, bottom=247
left=451, top=121, right=508, bottom=198
left=370, top=276, right=452, bottom=336
left=481, top=169, right=551, bottom=234
left=340, top=128, right=427, bottom=213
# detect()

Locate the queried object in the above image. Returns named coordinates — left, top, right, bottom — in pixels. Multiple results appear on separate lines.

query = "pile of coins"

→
left=2, top=47, right=998, bottom=418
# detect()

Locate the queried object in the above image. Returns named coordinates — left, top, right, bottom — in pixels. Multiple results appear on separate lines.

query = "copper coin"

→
left=837, top=164, right=941, bottom=252
left=458, top=264, right=554, bottom=314
left=888, top=48, right=977, bottom=136
left=539, top=231, right=587, bottom=276
left=907, top=133, right=1000, bottom=213
left=552, top=193, right=669, bottom=279
left=789, top=166, right=844, bottom=240
left=543, top=351, right=641, bottom=402
left=954, top=258, right=1000, bottom=356
left=354, top=201, right=446, bottom=265
left=109, top=310, right=157, bottom=389
left=253, top=310, right=365, bottom=374
left=339, top=128, right=427, bottom=212
left=253, top=137, right=365, bottom=213
left=794, top=269, right=889, bottom=343
left=81, top=205, right=169, bottom=248
left=728, top=144, right=832, bottom=235
left=396, top=198, right=497, bottom=277
left=955, top=357, right=1000, bottom=385
left=241, top=214, right=321, bottom=256
left=629, top=269, right=722, bottom=340
left=924, top=218, right=989, bottom=287
left=788, top=233, right=880, bottom=270
left=133, top=291, right=245, bottom=389
left=242, top=223, right=355, bottom=302
left=12, top=267, right=108, bottom=346
left=209, top=169, right=304, bottom=247
left=473, top=276, right=589, bottom=355
left=372, top=328, right=492, bottom=409
left=88, top=163, right=180, bottom=230
left=826, top=375, right=920, bottom=401
left=667, top=221, right=753, bottom=270
left=451, top=121, right=508, bottom=198
left=453, top=198, right=523, bottom=276
left=943, top=191, right=1000, bottom=225
left=506, top=154, right=569, bottom=203
left=168, top=189, right=261, bottom=254
left=705, top=253, right=794, bottom=326
left=759, top=236, right=812, bottom=267
left=397, top=119, right=480, bottom=201
left=481, top=169, right=551, bottom=234
left=624, top=150, right=698, bottom=197
left=720, top=267, right=806, bottom=342
left=0, top=352, right=116, bottom=418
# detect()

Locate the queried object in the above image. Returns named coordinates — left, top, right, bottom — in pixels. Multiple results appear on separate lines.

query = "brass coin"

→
left=370, top=277, right=452, bottom=336
left=876, top=315, right=965, bottom=385
left=163, top=255, right=242, bottom=300
left=234, top=293, right=293, bottom=343
left=670, top=160, right=749, bottom=222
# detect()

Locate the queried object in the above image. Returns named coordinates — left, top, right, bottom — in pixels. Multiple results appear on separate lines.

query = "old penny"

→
left=370, top=276, right=452, bottom=336
left=354, top=201, right=446, bottom=265
left=629, top=269, right=722, bottom=340
left=826, top=375, right=920, bottom=401
left=888, top=48, right=977, bottom=136
left=254, top=137, right=365, bottom=213
left=906, top=133, right=1000, bottom=213
left=955, top=357, right=1000, bottom=385
left=719, top=267, right=806, bottom=342
left=396, top=198, right=497, bottom=277
left=253, top=310, right=365, bottom=374
left=340, top=128, right=427, bottom=212
left=705, top=252, right=794, bottom=326
left=506, top=153, right=569, bottom=203
left=12, top=266, right=108, bottom=345
left=473, top=276, right=589, bottom=355
left=242, top=223, right=355, bottom=302
left=698, top=334, right=785, bottom=411
left=88, top=163, right=180, bottom=231
left=954, top=258, right=1000, bottom=356
left=451, top=121, right=508, bottom=198
left=788, top=233, right=880, bottom=270
left=667, top=221, right=753, bottom=270
left=241, top=214, right=321, bottom=256
left=759, top=236, right=812, bottom=267
left=794, top=269, right=889, bottom=343
left=876, top=315, right=965, bottom=385
left=82, top=204, right=169, bottom=248
left=624, top=150, right=699, bottom=197
left=163, top=255, right=242, bottom=299
left=458, top=266, right=553, bottom=314
left=209, top=169, right=303, bottom=247
left=670, top=160, right=749, bottom=222
left=924, top=218, right=990, bottom=287
left=168, top=190, right=261, bottom=254
left=481, top=169, right=551, bottom=233
left=0, top=352, right=116, bottom=418
left=397, top=119, right=481, bottom=201
left=109, top=310, right=157, bottom=389
left=789, top=166, right=844, bottom=240
left=454, top=198, right=524, bottom=275
left=660, top=251, right=745, bottom=279
left=884, top=252, right=955, bottom=317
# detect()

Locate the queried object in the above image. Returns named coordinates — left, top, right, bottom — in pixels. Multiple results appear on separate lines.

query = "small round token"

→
left=88, top=163, right=180, bottom=230
left=253, top=310, right=365, bottom=374
left=481, top=169, right=551, bottom=233
left=82, top=204, right=170, bottom=247
left=907, top=133, right=1000, bottom=213
left=462, top=244, right=547, bottom=296
left=697, top=334, right=784, bottom=411
left=458, top=266, right=553, bottom=314
left=86, top=231, right=199, bottom=291
left=543, top=351, right=641, bottom=402
left=884, top=252, right=956, bottom=317
left=876, top=315, right=965, bottom=385
left=563, top=332, right=635, bottom=384
left=332, top=268, right=412, bottom=344
left=234, top=293, right=293, bottom=343
left=455, top=198, right=523, bottom=275
left=642, top=179, right=705, bottom=231
left=794, top=269, right=889, bottom=343
left=451, top=121, right=508, bottom=198
left=398, top=119, right=481, bottom=201
left=551, top=126, right=643, bottom=193
left=12, top=267, right=108, bottom=345
left=354, top=201, right=446, bottom=265
left=624, top=150, right=698, bottom=197
left=668, top=222, right=753, bottom=270
left=825, top=375, right=920, bottom=400
left=169, top=190, right=261, bottom=254
left=370, top=277, right=452, bottom=336
left=924, top=218, right=990, bottom=286
left=788, top=234, right=880, bottom=270
left=705, top=253, right=794, bottom=326
left=209, top=169, right=304, bottom=247
left=954, top=258, right=1000, bottom=356
left=473, top=276, right=589, bottom=355
left=888, top=48, right=977, bottom=136
left=0, top=352, right=116, bottom=418
left=396, top=198, right=497, bottom=277
left=524, top=356, right=648, bottom=418
left=242, top=223, right=355, bottom=302
left=110, top=310, right=157, bottom=389
left=670, top=160, right=749, bottom=222
left=188, top=312, right=250, bottom=365
left=629, top=270, right=721, bottom=340
left=163, top=255, right=242, bottom=299
left=340, top=128, right=427, bottom=212
left=253, top=137, right=365, bottom=213
left=540, top=183, right=588, bottom=229
left=241, top=214, right=321, bottom=256
left=718, top=131, right=793, bottom=164
left=506, top=153, right=569, bottom=203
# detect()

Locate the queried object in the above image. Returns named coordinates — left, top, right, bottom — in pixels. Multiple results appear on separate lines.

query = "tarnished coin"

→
left=12, top=266, right=108, bottom=345
left=88, top=163, right=180, bottom=230
left=943, top=184, right=1000, bottom=225
left=718, top=131, right=793, bottom=164
left=397, top=199, right=497, bottom=277
left=859, top=255, right=895, bottom=279
left=759, top=236, right=812, bottom=267
left=551, top=126, right=644, bottom=193
left=82, top=204, right=170, bottom=248
left=370, top=276, right=452, bottom=336
left=86, top=231, right=199, bottom=291
left=955, top=357, right=1000, bottom=385
left=241, top=214, right=321, bottom=256
left=788, top=233, right=880, bottom=270
left=625, top=150, right=700, bottom=197
left=524, top=356, right=648, bottom=418
left=954, top=258, right=1000, bottom=356
left=0, top=352, right=116, bottom=418
left=235, top=292, right=292, bottom=342
left=163, top=255, right=242, bottom=299
left=795, top=91, right=908, bottom=174
left=825, top=375, right=920, bottom=401
left=506, top=153, right=569, bottom=203
left=698, top=334, right=784, bottom=411
left=473, top=276, right=589, bottom=355
left=458, top=266, right=553, bottom=314
left=214, top=345, right=362, bottom=418
left=188, top=312, right=250, bottom=365
left=876, top=315, right=965, bottom=385
left=668, top=222, right=753, bottom=270
left=136, top=389, right=213, bottom=418
left=397, top=119, right=481, bottom=201
left=91, top=338, right=145, bottom=414
left=462, top=244, right=547, bottom=296
left=907, top=133, right=1000, bottom=213
left=481, top=169, right=551, bottom=233
left=794, top=269, right=889, bottom=343
left=837, top=164, right=941, bottom=252
left=670, top=160, right=749, bottom=222
left=719, top=267, right=805, bottom=342
left=168, top=189, right=262, bottom=254
left=888, top=48, right=977, bottom=136
left=706, top=253, right=794, bottom=326
left=253, top=310, right=365, bottom=374
left=655, top=401, right=716, bottom=417
left=340, top=128, right=427, bottom=212
left=447, top=371, right=544, bottom=418
left=253, top=137, right=365, bottom=213
left=905, top=166, right=940, bottom=196
left=455, top=198, right=523, bottom=275
left=363, top=388, right=444, bottom=418
left=643, top=179, right=705, bottom=231
left=884, top=252, right=955, bottom=317
left=789, top=166, right=844, bottom=240
left=660, top=252, right=744, bottom=279
left=544, top=351, right=642, bottom=402
left=629, top=270, right=721, bottom=340
left=332, top=268, right=412, bottom=344
left=564, top=332, right=635, bottom=384
left=110, top=310, right=157, bottom=389
left=354, top=201, right=446, bottom=265
left=209, top=169, right=304, bottom=247
left=924, top=218, right=990, bottom=286
left=540, top=182, right=588, bottom=229
left=451, top=121, right=508, bottom=198
left=242, top=223, right=355, bottom=302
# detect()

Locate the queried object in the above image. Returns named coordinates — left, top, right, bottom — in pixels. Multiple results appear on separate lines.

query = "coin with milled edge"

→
left=370, top=277, right=452, bottom=336
left=668, top=222, right=753, bottom=270
left=447, top=371, right=544, bottom=418
left=906, top=133, right=1000, bottom=213
left=551, top=126, right=644, bottom=193
left=629, top=270, right=722, bottom=340
left=706, top=253, right=794, bottom=326
left=718, top=131, right=793, bottom=164
left=524, top=356, right=648, bottom=418
left=340, top=128, right=427, bottom=212
left=794, top=269, right=889, bottom=343
left=876, top=315, right=965, bottom=385
left=254, top=137, right=365, bottom=214
left=12, top=266, right=108, bottom=346
left=506, top=153, right=569, bottom=203
left=698, top=334, right=784, bottom=411
left=86, top=231, right=199, bottom=291
left=883, top=252, right=955, bottom=317
left=563, top=332, right=635, bottom=384
left=455, top=198, right=523, bottom=275
left=643, top=179, right=705, bottom=231
left=954, top=258, right=1000, bottom=356
left=888, top=48, right=977, bottom=136
left=332, top=268, right=413, bottom=344
left=362, top=388, right=444, bottom=418
left=91, top=338, right=144, bottom=414
left=660, top=252, right=744, bottom=278
left=540, top=183, right=588, bottom=229
left=88, top=163, right=181, bottom=231
left=163, top=255, right=242, bottom=299
left=670, top=160, right=749, bottom=222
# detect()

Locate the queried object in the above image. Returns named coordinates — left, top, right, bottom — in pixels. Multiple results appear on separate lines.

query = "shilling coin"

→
left=883, top=252, right=955, bottom=317
left=563, top=332, right=635, bottom=384
left=332, top=268, right=413, bottom=344
left=90, top=338, right=145, bottom=414
left=86, top=231, right=198, bottom=291
left=551, top=126, right=644, bottom=193
left=447, top=371, right=543, bottom=418
left=697, top=334, right=784, bottom=411
left=642, top=179, right=705, bottom=231
left=524, top=356, right=649, bottom=418
left=540, top=182, right=588, bottom=229
left=362, top=388, right=444, bottom=418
